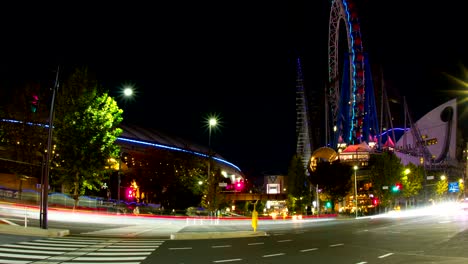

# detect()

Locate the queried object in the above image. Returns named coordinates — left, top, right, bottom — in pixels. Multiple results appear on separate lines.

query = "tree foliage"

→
left=286, top=154, right=309, bottom=213
left=435, top=178, right=448, bottom=199
left=401, top=163, right=424, bottom=199
left=309, top=159, right=352, bottom=211
left=368, top=151, right=402, bottom=207
left=52, top=67, right=123, bottom=207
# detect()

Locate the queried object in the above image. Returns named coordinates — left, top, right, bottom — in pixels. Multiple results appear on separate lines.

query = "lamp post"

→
left=116, top=86, right=133, bottom=211
left=353, top=165, right=358, bottom=219
left=40, top=65, right=60, bottom=229
left=207, top=117, right=217, bottom=216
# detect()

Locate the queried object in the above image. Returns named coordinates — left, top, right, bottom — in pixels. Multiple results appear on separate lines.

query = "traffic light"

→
left=31, top=94, right=39, bottom=113
left=372, top=198, right=379, bottom=205
left=392, top=183, right=402, bottom=192
left=326, top=201, right=332, bottom=208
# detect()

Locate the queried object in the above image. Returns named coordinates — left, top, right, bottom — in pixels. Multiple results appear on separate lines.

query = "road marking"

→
left=169, top=247, right=192, bottom=250
left=356, top=262, right=367, bottom=264
left=300, top=248, right=318, bottom=252
left=378, top=253, right=394, bottom=258
left=213, top=258, right=243, bottom=263
left=263, top=253, right=285, bottom=258
left=277, top=239, right=292, bottom=243
left=329, top=243, right=344, bottom=247
left=248, top=242, right=264, bottom=245
left=212, top=245, right=232, bottom=248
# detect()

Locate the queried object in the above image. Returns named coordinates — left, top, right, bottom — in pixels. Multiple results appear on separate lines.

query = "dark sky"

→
left=1, top=1, right=467, bottom=177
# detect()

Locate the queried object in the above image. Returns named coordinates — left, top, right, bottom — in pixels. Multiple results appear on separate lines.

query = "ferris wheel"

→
left=327, top=0, right=377, bottom=148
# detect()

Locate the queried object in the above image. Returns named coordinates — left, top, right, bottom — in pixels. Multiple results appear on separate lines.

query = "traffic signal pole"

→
left=40, top=66, right=60, bottom=229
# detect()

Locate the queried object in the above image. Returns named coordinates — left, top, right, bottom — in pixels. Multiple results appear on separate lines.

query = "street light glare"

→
left=123, top=87, right=133, bottom=97
left=209, top=118, right=217, bottom=127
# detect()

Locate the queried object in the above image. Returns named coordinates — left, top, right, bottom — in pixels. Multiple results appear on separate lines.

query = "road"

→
left=0, top=206, right=467, bottom=263
left=145, top=212, right=468, bottom=263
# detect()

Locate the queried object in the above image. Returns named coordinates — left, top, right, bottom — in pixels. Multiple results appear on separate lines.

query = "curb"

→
left=170, top=231, right=268, bottom=240
left=0, top=225, right=70, bottom=237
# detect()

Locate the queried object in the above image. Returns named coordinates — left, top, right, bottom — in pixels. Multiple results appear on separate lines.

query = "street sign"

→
left=382, top=186, right=388, bottom=190
left=427, top=175, right=434, bottom=180
left=448, top=182, right=459, bottom=193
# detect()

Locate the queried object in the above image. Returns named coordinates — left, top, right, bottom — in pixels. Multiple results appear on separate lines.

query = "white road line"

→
left=86, top=252, right=151, bottom=256
left=277, top=239, right=292, bottom=243
left=97, top=248, right=155, bottom=252
left=356, top=262, right=367, bottom=264
left=0, top=253, right=48, bottom=259
left=212, top=245, right=232, bottom=248
left=248, top=242, right=264, bottom=245
left=1, top=244, right=78, bottom=251
left=263, top=253, right=285, bottom=258
left=18, top=242, right=87, bottom=247
left=31, top=239, right=97, bottom=245
left=378, top=253, right=394, bottom=258
left=329, top=243, right=344, bottom=247
left=0, top=248, right=64, bottom=255
left=300, top=248, right=318, bottom=252
left=73, top=256, right=146, bottom=261
left=213, top=258, right=243, bottom=263
left=107, top=245, right=159, bottom=248
left=169, top=247, right=192, bottom=250
left=0, top=260, right=31, bottom=264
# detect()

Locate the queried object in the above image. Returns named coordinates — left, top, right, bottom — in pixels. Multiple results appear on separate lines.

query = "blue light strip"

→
left=1, top=118, right=241, bottom=172
left=343, top=0, right=357, bottom=144
left=116, top=137, right=241, bottom=171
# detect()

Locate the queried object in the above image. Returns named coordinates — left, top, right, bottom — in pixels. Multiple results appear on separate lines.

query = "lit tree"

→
left=52, top=67, right=123, bottom=209
left=435, top=177, right=448, bottom=201
left=368, top=151, right=402, bottom=210
left=400, top=164, right=424, bottom=207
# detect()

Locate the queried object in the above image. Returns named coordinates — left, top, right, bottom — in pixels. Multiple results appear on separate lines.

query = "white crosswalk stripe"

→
left=0, top=236, right=164, bottom=263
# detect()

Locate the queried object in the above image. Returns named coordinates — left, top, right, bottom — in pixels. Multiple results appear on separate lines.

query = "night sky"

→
left=1, top=1, right=467, bottom=178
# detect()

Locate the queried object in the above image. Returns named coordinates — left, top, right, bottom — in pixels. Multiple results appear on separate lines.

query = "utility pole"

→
left=40, top=65, right=60, bottom=229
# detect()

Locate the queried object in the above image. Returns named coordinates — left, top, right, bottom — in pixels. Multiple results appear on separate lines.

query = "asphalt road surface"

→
left=147, top=213, right=468, bottom=263
left=1, top=210, right=467, bottom=263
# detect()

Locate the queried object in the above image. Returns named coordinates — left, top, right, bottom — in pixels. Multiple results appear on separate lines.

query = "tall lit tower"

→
left=295, top=58, right=312, bottom=174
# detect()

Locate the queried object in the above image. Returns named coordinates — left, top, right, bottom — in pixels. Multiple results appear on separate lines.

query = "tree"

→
left=309, top=160, right=352, bottom=212
left=400, top=164, right=424, bottom=207
left=52, top=67, right=123, bottom=209
left=368, top=151, right=402, bottom=210
left=286, top=154, right=309, bottom=214
left=435, top=178, right=448, bottom=200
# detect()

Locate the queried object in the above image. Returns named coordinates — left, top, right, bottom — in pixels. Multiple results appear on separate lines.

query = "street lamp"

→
left=353, top=165, right=358, bottom=219
left=40, top=65, right=60, bottom=229
left=207, top=116, right=218, bottom=215
left=116, top=86, right=134, bottom=210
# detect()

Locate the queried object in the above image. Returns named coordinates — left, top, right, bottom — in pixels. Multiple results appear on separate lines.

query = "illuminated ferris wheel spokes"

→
left=327, top=0, right=367, bottom=147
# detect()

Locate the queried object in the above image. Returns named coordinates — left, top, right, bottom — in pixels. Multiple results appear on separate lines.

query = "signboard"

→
left=427, top=175, right=434, bottom=180
left=219, top=182, right=227, bottom=187
left=448, top=182, right=459, bottom=193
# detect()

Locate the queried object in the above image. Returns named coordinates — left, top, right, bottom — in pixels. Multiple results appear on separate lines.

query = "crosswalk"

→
left=0, top=236, right=165, bottom=264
